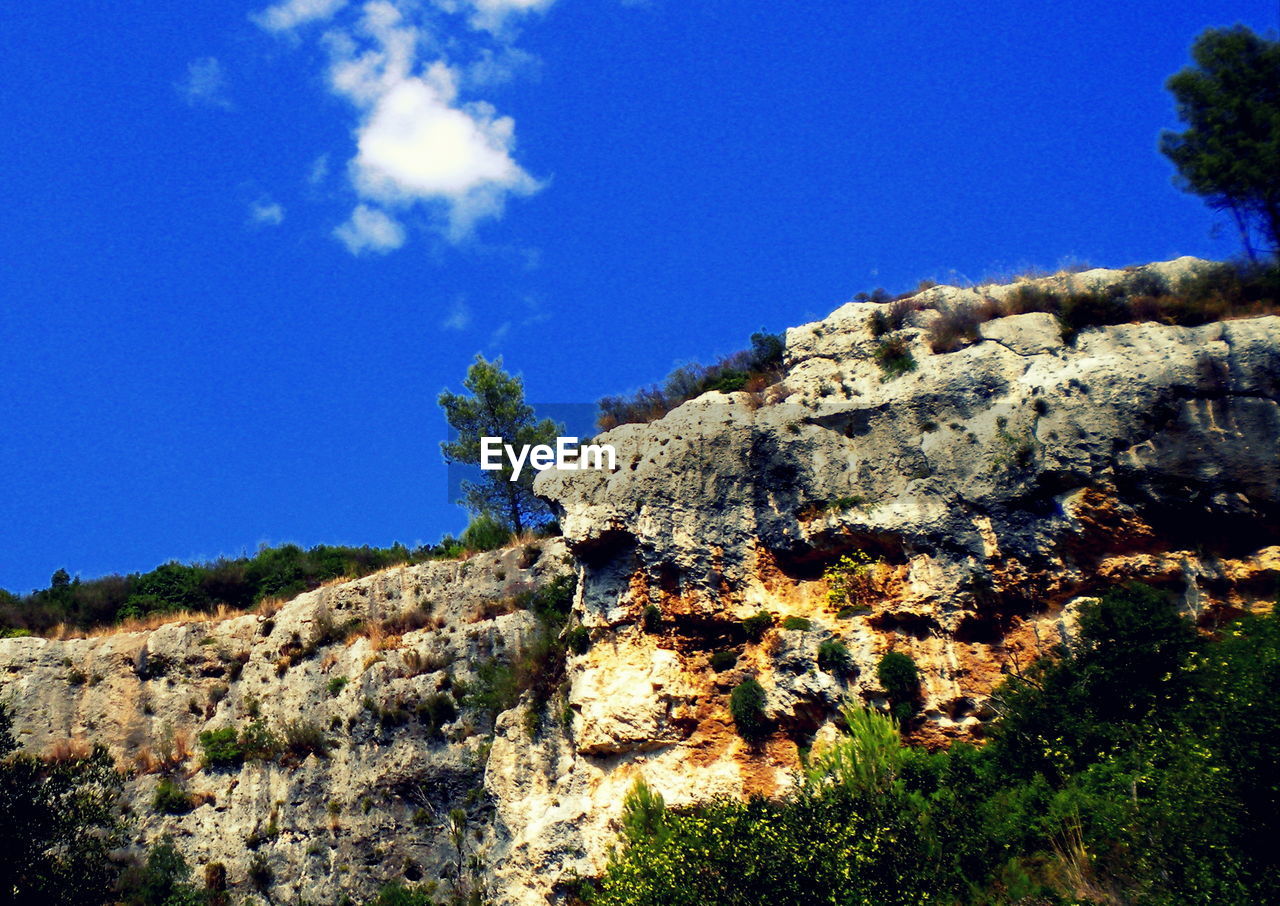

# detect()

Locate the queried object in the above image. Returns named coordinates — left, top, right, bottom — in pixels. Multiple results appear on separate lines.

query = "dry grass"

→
left=45, top=737, right=93, bottom=762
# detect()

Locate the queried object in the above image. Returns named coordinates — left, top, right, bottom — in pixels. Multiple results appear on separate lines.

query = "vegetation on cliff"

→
left=592, top=584, right=1280, bottom=906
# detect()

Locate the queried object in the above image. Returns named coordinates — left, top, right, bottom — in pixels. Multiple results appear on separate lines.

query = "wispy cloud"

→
left=249, top=199, right=286, bottom=226
left=253, top=0, right=349, bottom=32
left=333, top=203, right=406, bottom=254
left=253, top=0, right=551, bottom=253
left=441, top=296, right=471, bottom=330
left=177, top=57, right=232, bottom=110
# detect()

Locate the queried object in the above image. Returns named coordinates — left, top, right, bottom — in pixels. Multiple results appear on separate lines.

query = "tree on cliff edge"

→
left=1161, top=25, right=1280, bottom=260
left=438, top=355, right=559, bottom=534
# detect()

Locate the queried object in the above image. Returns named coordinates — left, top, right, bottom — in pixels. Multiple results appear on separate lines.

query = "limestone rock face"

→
left=2, top=258, right=1278, bottom=905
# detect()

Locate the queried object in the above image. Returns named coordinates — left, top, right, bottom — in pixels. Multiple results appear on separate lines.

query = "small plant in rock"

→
left=781, top=616, right=813, bottom=631
left=877, top=650, right=920, bottom=722
left=741, top=610, right=774, bottom=642
left=153, top=778, right=195, bottom=814
left=239, top=719, right=282, bottom=762
left=198, top=727, right=243, bottom=770
left=327, top=676, right=349, bottom=697
left=710, top=651, right=738, bottom=672
left=824, top=550, right=884, bottom=614
left=730, top=678, right=769, bottom=741
left=817, top=639, right=853, bottom=677
left=875, top=336, right=917, bottom=379
left=281, top=719, right=330, bottom=759
left=565, top=625, right=591, bottom=655
left=642, top=604, right=662, bottom=632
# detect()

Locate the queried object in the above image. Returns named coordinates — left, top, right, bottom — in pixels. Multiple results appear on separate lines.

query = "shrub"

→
left=641, top=604, right=662, bottom=632
left=327, top=676, right=348, bottom=697
left=416, top=692, right=457, bottom=739
left=823, top=551, right=883, bottom=613
left=874, top=336, right=917, bottom=378
left=742, top=610, right=774, bottom=641
left=565, top=625, right=591, bottom=655
left=152, top=779, right=195, bottom=815
left=928, top=303, right=986, bottom=352
left=710, top=651, right=738, bottom=672
left=729, top=678, right=769, bottom=741
left=198, top=728, right=242, bottom=769
left=281, top=719, right=329, bottom=759
left=817, top=639, right=852, bottom=676
left=238, top=720, right=281, bottom=762
left=780, top=615, right=812, bottom=631
left=880, top=650, right=921, bottom=706
left=460, top=514, right=511, bottom=552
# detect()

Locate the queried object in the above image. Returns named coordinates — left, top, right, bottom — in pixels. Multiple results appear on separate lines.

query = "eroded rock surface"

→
left=2, top=259, right=1278, bottom=904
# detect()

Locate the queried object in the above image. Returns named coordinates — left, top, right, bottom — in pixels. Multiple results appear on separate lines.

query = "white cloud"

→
left=254, top=0, right=549, bottom=252
left=333, top=203, right=406, bottom=253
left=441, top=296, right=471, bottom=330
left=308, top=154, right=331, bottom=186
left=464, top=46, right=539, bottom=89
left=178, top=57, right=232, bottom=110
left=436, top=0, right=555, bottom=34
left=253, top=0, right=348, bottom=32
left=249, top=200, right=286, bottom=226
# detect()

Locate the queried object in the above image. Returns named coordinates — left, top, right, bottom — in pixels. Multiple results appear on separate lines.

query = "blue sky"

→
left=1, top=0, right=1275, bottom=594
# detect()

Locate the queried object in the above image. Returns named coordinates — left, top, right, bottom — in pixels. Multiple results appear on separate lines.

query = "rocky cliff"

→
left=2, top=258, right=1278, bottom=904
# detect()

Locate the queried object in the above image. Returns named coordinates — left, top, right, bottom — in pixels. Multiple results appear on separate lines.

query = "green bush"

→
left=565, top=625, right=591, bottom=655
left=741, top=610, right=774, bottom=641
left=460, top=514, right=511, bottom=552
left=874, top=336, right=917, bottom=378
left=816, top=639, right=852, bottom=676
left=198, top=727, right=242, bottom=769
left=238, top=719, right=281, bottom=762
left=152, top=779, right=195, bottom=815
left=780, top=615, right=812, bottom=631
left=326, top=676, right=348, bottom=697
left=729, top=678, right=769, bottom=741
left=416, top=692, right=457, bottom=739
left=877, top=651, right=919, bottom=705
left=710, top=650, right=737, bottom=672
left=641, top=604, right=662, bottom=632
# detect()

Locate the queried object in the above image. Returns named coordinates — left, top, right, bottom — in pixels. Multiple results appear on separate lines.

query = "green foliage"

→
left=620, top=778, right=669, bottom=844
left=709, top=650, right=737, bottom=672
left=238, top=719, right=281, bottom=762
left=0, top=705, right=126, bottom=905
left=565, top=625, right=591, bottom=655
left=119, top=838, right=207, bottom=906
left=438, top=354, right=560, bottom=533
left=327, top=676, right=349, bottom=697
left=816, top=639, right=852, bottom=676
left=641, top=604, right=662, bottom=632
left=197, top=727, right=242, bottom=770
left=824, top=550, right=882, bottom=613
left=599, top=584, right=1280, bottom=906
left=597, top=331, right=786, bottom=429
left=1161, top=25, right=1280, bottom=258
left=779, top=615, right=812, bottom=631
left=741, top=609, right=774, bottom=642
left=281, top=719, right=330, bottom=758
left=459, top=514, right=511, bottom=552
left=877, top=651, right=919, bottom=704
left=806, top=705, right=903, bottom=797
left=0, top=541, right=431, bottom=636
left=152, top=778, right=195, bottom=815
left=729, top=678, right=769, bottom=741
left=874, top=335, right=917, bottom=378
left=416, top=692, right=458, bottom=739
